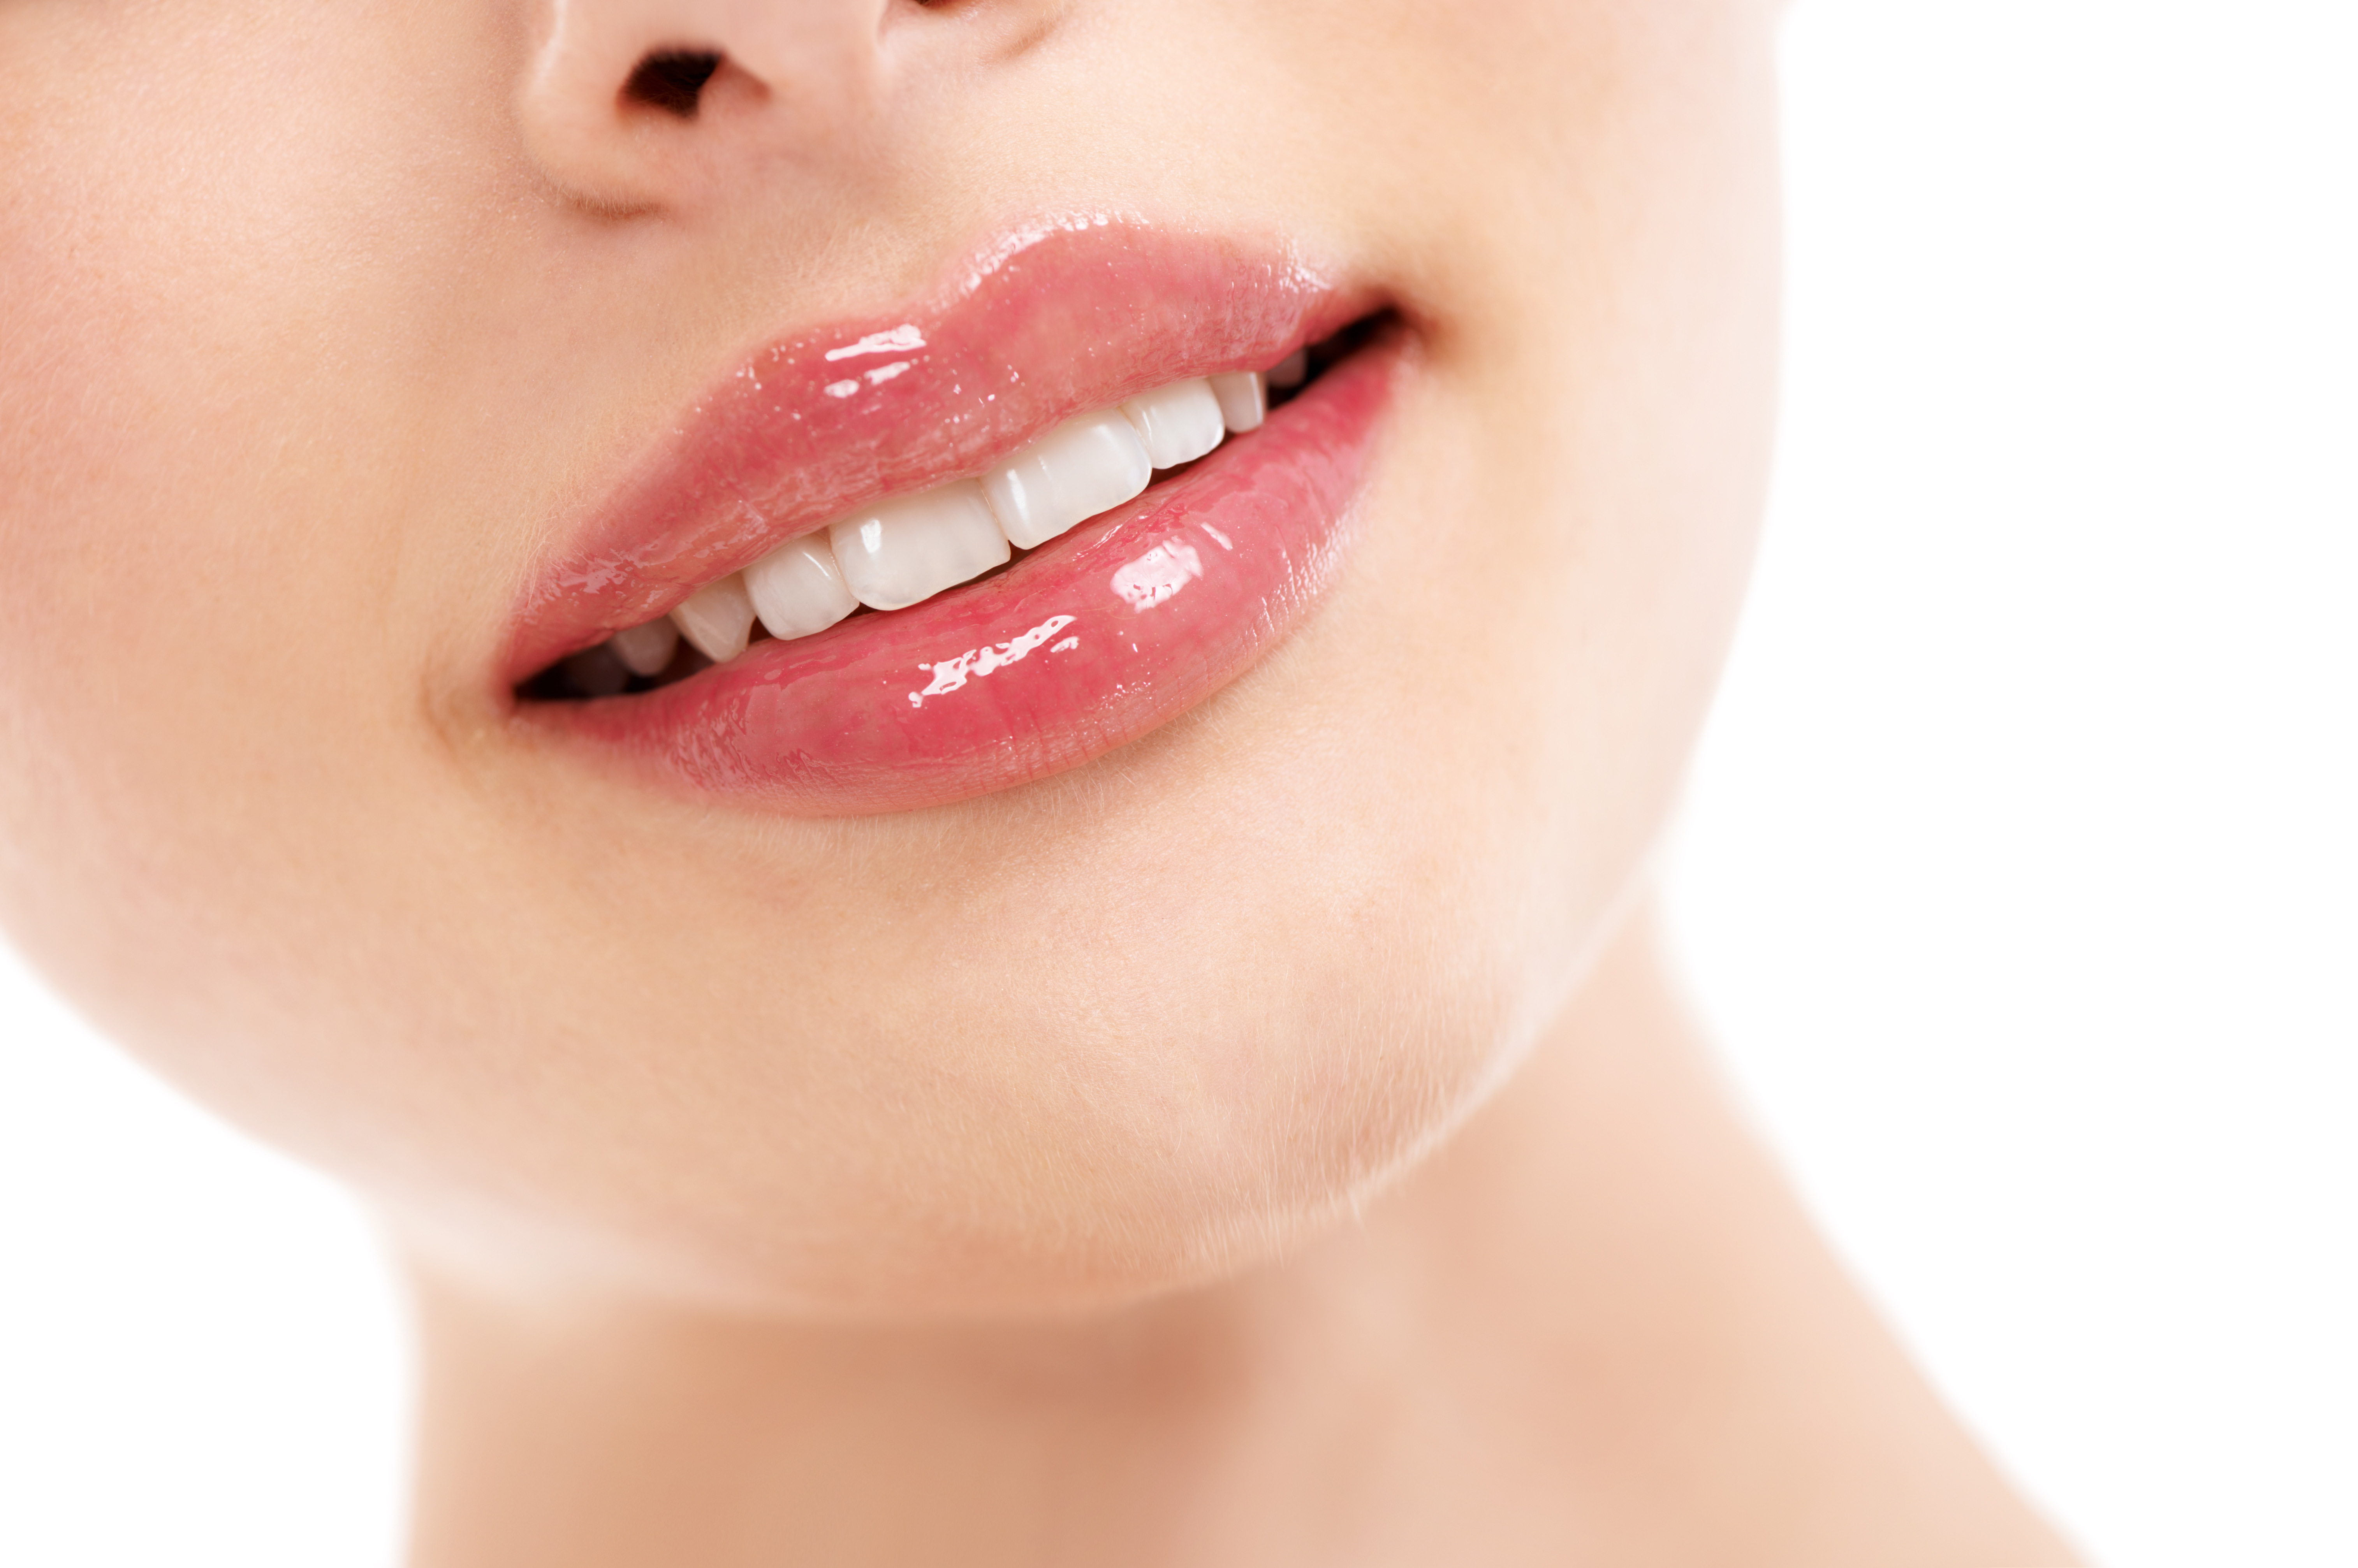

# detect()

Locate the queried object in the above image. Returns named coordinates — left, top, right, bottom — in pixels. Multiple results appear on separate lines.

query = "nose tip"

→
left=517, top=0, right=898, bottom=211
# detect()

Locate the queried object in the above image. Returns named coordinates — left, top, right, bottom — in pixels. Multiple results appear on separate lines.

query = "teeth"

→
left=829, top=480, right=1010, bottom=612
left=1119, top=378, right=1227, bottom=469
left=1265, top=350, right=1307, bottom=390
left=670, top=573, right=757, bottom=663
left=744, top=533, right=859, bottom=640
left=641, top=368, right=1288, bottom=675
left=982, top=408, right=1154, bottom=549
left=1207, top=371, right=1266, bottom=434
left=608, top=617, right=679, bottom=678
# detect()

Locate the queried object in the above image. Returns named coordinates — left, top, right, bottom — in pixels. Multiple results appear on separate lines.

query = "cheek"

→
left=0, top=11, right=539, bottom=1196
left=0, top=4, right=523, bottom=1012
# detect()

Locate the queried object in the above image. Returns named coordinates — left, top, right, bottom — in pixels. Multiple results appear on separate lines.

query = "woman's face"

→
left=0, top=0, right=1779, bottom=1312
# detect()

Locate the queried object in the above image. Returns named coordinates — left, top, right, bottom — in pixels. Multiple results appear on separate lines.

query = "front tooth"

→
left=982, top=408, right=1153, bottom=549
left=670, top=573, right=757, bottom=663
left=1265, top=350, right=1307, bottom=390
left=1120, top=378, right=1227, bottom=469
left=1207, top=371, right=1266, bottom=434
left=745, top=533, right=859, bottom=640
left=829, top=480, right=1011, bottom=612
left=609, top=617, right=679, bottom=678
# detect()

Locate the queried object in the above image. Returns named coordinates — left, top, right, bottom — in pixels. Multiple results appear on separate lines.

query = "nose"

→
left=517, top=0, right=905, bottom=210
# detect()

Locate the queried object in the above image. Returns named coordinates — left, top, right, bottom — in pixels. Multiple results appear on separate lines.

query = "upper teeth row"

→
left=588, top=354, right=1306, bottom=683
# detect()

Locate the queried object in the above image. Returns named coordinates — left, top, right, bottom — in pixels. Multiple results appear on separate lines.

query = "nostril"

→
left=623, top=49, right=723, bottom=118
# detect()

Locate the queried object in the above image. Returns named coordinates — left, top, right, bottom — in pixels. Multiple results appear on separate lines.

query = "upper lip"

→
left=503, top=216, right=1383, bottom=686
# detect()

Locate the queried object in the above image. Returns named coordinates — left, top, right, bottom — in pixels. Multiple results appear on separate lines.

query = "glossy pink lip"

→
left=509, top=219, right=1402, bottom=815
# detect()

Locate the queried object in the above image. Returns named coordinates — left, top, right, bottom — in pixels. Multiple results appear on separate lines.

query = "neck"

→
left=399, top=907, right=2075, bottom=1567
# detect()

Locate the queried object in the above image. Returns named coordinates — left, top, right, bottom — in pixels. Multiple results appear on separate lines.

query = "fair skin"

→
left=0, top=0, right=2075, bottom=1561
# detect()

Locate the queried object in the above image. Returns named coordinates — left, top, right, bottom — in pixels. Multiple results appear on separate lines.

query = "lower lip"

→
left=530, top=336, right=1400, bottom=815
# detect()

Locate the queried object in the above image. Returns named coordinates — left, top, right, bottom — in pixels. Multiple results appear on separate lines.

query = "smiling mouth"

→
left=502, top=220, right=1406, bottom=816
left=519, top=322, right=1376, bottom=703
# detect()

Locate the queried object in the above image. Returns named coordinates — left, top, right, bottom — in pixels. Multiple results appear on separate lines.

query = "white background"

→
left=4, top=3, right=2353, bottom=1562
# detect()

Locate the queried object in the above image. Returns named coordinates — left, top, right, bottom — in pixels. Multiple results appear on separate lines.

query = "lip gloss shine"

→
left=508, top=220, right=1401, bottom=815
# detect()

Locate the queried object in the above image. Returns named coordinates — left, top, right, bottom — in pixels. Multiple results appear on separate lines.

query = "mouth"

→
left=507, top=218, right=1404, bottom=815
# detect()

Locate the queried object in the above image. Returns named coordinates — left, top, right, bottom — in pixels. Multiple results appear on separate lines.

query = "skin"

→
left=0, top=0, right=2079, bottom=1561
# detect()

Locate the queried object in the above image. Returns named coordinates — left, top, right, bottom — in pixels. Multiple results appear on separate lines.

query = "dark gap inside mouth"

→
left=1269, top=308, right=1383, bottom=411
left=519, top=309, right=1390, bottom=703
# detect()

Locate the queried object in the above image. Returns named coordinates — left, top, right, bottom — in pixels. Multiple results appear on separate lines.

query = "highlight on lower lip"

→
left=535, top=337, right=1399, bottom=815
